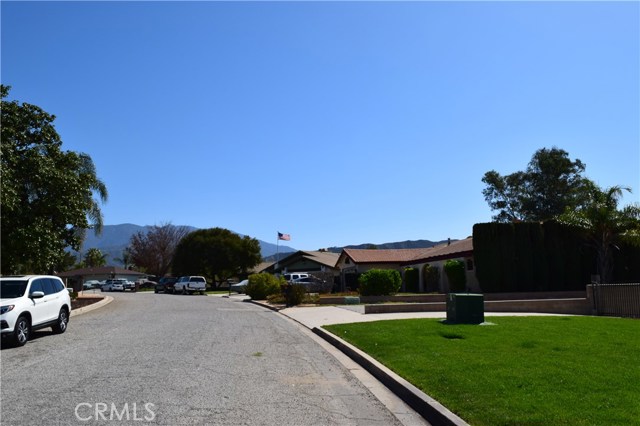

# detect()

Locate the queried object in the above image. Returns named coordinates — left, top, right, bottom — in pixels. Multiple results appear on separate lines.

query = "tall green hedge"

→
left=473, top=222, right=597, bottom=293
left=444, top=260, right=467, bottom=292
left=423, top=264, right=440, bottom=292
left=403, top=268, right=419, bottom=292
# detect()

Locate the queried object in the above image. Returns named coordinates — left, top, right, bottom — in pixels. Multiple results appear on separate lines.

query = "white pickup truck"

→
left=174, top=276, right=207, bottom=295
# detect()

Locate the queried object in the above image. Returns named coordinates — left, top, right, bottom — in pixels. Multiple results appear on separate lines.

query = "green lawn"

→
left=324, top=316, right=640, bottom=426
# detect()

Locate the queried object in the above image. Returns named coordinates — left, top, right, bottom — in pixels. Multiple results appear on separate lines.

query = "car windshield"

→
left=1, top=280, right=29, bottom=299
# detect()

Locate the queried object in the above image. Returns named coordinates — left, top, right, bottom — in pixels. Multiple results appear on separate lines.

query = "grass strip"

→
left=325, top=316, right=640, bottom=425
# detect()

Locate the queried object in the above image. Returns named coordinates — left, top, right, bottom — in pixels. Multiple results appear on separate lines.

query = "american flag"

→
left=278, top=232, right=291, bottom=241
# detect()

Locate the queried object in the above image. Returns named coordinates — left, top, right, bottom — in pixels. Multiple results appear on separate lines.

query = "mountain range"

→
left=78, top=224, right=448, bottom=266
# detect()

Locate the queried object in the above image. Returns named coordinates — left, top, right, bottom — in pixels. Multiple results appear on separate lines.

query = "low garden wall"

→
left=364, top=297, right=592, bottom=315
left=318, top=290, right=593, bottom=315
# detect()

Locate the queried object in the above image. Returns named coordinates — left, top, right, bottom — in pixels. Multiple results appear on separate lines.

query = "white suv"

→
left=1, top=275, right=71, bottom=347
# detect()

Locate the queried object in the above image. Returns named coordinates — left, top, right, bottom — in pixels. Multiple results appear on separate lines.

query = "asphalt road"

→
left=1, top=292, right=405, bottom=426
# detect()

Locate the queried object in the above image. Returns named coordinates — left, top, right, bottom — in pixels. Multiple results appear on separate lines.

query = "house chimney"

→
left=448, top=238, right=451, bottom=246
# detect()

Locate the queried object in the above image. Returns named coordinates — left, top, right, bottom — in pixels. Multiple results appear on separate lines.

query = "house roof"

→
left=340, top=237, right=474, bottom=265
left=341, top=248, right=432, bottom=264
left=266, top=250, right=341, bottom=272
left=253, top=262, right=275, bottom=274
left=57, top=266, right=146, bottom=277
left=405, top=237, right=473, bottom=264
left=300, top=250, right=341, bottom=268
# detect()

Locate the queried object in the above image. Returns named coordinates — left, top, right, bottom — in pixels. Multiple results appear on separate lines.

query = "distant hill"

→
left=326, top=239, right=451, bottom=253
left=78, top=224, right=296, bottom=266
left=78, top=224, right=453, bottom=267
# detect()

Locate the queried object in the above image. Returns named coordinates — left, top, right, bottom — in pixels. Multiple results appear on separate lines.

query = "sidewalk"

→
left=278, top=304, right=565, bottom=329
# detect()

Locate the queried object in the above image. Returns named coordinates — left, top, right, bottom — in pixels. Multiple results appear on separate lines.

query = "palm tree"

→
left=83, top=248, right=108, bottom=268
left=557, top=185, right=640, bottom=283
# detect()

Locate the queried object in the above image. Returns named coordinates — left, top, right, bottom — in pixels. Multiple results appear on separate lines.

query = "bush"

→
left=444, top=260, right=466, bottom=292
left=245, top=273, right=283, bottom=300
left=283, top=284, right=307, bottom=306
left=358, top=269, right=401, bottom=296
left=267, top=289, right=319, bottom=306
left=404, top=268, right=419, bottom=292
left=423, top=264, right=440, bottom=292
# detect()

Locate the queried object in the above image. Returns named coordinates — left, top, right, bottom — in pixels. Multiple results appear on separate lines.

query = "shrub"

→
left=404, top=268, right=419, bottom=292
left=266, top=293, right=285, bottom=304
left=245, top=273, right=283, bottom=300
left=444, top=260, right=467, bottom=292
left=283, top=283, right=307, bottom=306
left=358, top=269, right=401, bottom=296
left=423, top=264, right=440, bottom=292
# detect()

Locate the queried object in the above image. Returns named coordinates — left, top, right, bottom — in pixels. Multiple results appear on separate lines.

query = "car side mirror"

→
left=30, top=291, right=45, bottom=299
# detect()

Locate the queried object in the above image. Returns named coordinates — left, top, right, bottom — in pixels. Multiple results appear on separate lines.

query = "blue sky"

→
left=2, top=1, right=639, bottom=250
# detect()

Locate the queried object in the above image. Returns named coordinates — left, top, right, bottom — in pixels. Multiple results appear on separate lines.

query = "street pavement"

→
left=0, top=292, right=425, bottom=426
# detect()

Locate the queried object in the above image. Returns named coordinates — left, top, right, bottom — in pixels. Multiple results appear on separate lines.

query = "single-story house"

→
left=262, top=250, right=341, bottom=279
left=336, top=237, right=478, bottom=293
left=57, top=266, right=147, bottom=291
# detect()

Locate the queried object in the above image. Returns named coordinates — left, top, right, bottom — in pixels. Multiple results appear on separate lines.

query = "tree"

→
left=83, top=248, right=108, bottom=268
left=127, top=223, right=191, bottom=278
left=1, top=85, right=108, bottom=274
left=482, top=147, right=592, bottom=222
left=114, top=247, right=134, bottom=270
left=557, top=185, right=640, bottom=283
left=172, top=228, right=262, bottom=287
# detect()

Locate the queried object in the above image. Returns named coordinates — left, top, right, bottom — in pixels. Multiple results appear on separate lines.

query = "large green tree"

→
left=557, top=185, right=640, bottom=283
left=127, top=223, right=191, bottom=277
left=1, top=85, right=108, bottom=274
left=482, top=147, right=592, bottom=222
left=172, top=228, right=262, bottom=287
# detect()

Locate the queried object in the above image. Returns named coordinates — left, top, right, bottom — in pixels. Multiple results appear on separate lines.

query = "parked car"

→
left=123, top=280, right=136, bottom=292
left=83, top=280, right=101, bottom=290
left=155, top=277, right=178, bottom=294
left=290, top=275, right=332, bottom=293
left=1, top=275, right=71, bottom=347
left=137, top=280, right=157, bottom=289
left=230, top=279, right=249, bottom=293
left=174, top=276, right=207, bottom=295
left=283, top=273, right=310, bottom=282
left=101, top=279, right=126, bottom=292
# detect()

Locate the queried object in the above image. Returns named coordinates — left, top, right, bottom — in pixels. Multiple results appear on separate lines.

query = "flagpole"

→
left=276, top=232, right=280, bottom=268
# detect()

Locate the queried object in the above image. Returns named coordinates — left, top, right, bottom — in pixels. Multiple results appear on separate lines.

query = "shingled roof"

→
left=341, top=237, right=473, bottom=265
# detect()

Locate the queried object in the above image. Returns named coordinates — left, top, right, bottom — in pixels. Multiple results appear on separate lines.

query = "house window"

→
left=466, top=259, right=474, bottom=271
left=345, top=258, right=351, bottom=265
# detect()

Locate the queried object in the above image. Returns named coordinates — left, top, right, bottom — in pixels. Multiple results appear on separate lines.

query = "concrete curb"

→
left=243, top=298, right=469, bottom=426
left=313, top=327, right=469, bottom=426
left=244, top=299, right=281, bottom=312
left=70, top=296, right=114, bottom=317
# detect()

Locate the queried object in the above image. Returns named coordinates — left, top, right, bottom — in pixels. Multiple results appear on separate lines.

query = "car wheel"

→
left=52, top=308, right=69, bottom=334
left=182, top=288, right=187, bottom=295
left=154, top=289, right=158, bottom=293
left=14, top=316, right=30, bottom=346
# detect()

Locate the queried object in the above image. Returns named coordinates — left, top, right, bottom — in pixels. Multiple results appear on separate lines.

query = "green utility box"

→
left=446, top=293, right=485, bottom=324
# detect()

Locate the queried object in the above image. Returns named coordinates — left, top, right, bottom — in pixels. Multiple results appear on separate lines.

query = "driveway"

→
left=1, top=292, right=408, bottom=425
